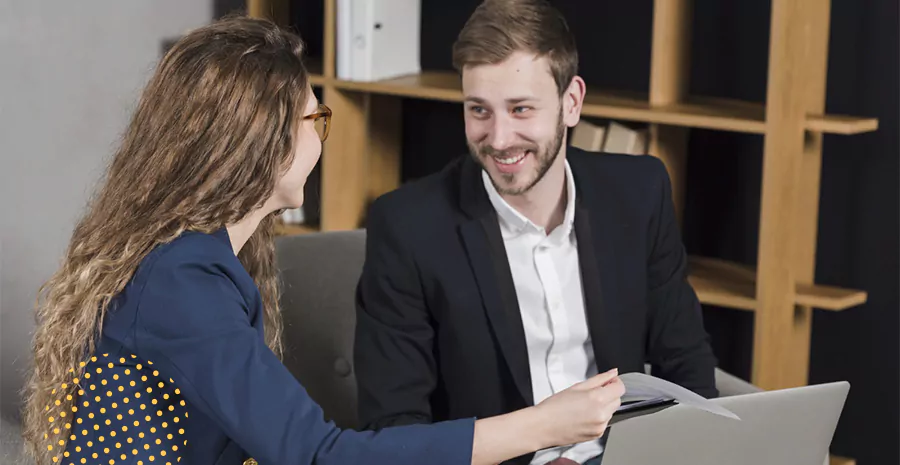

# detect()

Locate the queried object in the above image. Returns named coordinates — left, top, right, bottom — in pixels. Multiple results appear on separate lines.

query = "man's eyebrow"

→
left=506, top=96, right=537, bottom=104
left=463, top=96, right=537, bottom=104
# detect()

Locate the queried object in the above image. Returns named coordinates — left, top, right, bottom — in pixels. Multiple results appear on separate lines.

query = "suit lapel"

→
left=457, top=157, right=534, bottom=406
left=573, top=204, right=617, bottom=374
left=569, top=151, right=621, bottom=374
left=459, top=217, right=534, bottom=405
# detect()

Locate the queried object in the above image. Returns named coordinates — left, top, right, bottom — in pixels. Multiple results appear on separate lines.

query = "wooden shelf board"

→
left=806, top=114, right=879, bottom=134
left=319, top=71, right=877, bottom=135
left=689, top=256, right=759, bottom=311
left=331, top=71, right=464, bottom=102
left=796, top=282, right=869, bottom=310
left=829, top=455, right=856, bottom=465
left=688, top=256, right=867, bottom=312
left=305, top=58, right=327, bottom=87
left=584, top=93, right=767, bottom=133
left=274, top=222, right=318, bottom=236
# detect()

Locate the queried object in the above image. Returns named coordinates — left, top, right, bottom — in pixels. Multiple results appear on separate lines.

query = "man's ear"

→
left=563, top=75, right=586, bottom=127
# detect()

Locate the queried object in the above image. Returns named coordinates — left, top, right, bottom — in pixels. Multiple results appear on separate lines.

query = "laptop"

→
left=600, top=381, right=850, bottom=465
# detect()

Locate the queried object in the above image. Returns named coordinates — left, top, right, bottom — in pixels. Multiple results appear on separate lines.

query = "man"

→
left=354, top=1, right=718, bottom=463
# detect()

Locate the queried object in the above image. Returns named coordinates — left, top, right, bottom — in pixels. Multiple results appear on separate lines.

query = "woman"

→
left=22, top=16, right=624, bottom=465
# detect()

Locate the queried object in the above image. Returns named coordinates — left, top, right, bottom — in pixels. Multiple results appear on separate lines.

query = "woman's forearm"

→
left=470, top=406, right=549, bottom=465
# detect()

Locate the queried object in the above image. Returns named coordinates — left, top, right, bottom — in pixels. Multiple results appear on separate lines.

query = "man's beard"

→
left=469, top=109, right=566, bottom=196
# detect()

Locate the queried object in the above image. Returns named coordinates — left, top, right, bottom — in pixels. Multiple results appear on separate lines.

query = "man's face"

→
left=462, top=51, right=575, bottom=196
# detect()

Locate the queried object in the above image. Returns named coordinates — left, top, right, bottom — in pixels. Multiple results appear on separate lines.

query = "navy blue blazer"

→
left=62, top=228, right=475, bottom=465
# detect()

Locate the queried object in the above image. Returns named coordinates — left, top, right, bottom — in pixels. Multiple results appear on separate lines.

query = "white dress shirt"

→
left=482, top=161, right=602, bottom=464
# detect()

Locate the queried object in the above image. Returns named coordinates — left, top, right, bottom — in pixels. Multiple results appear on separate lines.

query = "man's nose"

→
left=485, top=115, right=515, bottom=152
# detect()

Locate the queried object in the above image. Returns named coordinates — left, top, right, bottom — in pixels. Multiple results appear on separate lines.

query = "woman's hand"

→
left=470, top=368, right=624, bottom=465
left=532, top=368, right=624, bottom=448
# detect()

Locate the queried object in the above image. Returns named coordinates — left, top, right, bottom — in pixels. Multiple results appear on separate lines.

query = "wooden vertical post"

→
left=320, top=93, right=402, bottom=230
left=754, top=0, right=831, bottom=390
left=323, top=0, right=336, bottom=78
left=788, top=0, right=831, bottom=391
left=649, top=0, right=693, bottom=224
left=247, top=0, right=289, bottom=25
left=321, top=88, right=371, bottom=231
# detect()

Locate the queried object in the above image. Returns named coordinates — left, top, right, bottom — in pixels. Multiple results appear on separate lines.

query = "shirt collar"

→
left=481, top=160, right=577, bottom=239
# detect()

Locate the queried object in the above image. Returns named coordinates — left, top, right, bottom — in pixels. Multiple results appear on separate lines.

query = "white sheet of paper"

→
left=618, top=372, right=741, bottom=420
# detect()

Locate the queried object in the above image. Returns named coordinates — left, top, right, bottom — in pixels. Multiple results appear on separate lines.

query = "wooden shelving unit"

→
left=688, top=257, right=868, bottom=312
left=327, top=71, right=878, bottom=136
left=250, top=0, right=877, bottom=461
left=274, top=219, right=317, bottom=236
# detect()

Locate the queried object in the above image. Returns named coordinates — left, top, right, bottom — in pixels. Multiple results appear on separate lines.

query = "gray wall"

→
left=0, top=0, right=214, bottom=422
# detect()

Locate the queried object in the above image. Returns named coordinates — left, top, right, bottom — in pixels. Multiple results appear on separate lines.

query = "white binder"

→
left=337, top=0, right=422, bottom=81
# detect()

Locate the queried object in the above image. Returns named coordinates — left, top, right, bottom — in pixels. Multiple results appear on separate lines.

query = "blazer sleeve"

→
left=132, top=245, right=475, bottom=465
left=354, top=198, right=439, bottom=430
left=644, top=158, right=719, bottom=398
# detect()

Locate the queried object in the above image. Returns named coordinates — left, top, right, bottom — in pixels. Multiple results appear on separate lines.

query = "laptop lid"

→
left=600, top=381, right=850, bottom=465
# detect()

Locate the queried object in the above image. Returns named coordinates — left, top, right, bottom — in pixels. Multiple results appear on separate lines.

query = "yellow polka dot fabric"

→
left=44, top=353, right=187, bottom=465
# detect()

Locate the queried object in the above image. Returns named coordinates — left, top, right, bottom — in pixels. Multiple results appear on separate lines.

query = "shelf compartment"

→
left=688, top=256, right=868, bottom=312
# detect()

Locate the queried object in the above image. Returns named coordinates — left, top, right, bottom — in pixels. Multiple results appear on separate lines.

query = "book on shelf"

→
left=280, top=207, right=305, bottom=225
left=570, top=120, right=649, bottom=155
left=570, top=119, right=607, bottom=151
left=604, top=121, right=649, bottom=155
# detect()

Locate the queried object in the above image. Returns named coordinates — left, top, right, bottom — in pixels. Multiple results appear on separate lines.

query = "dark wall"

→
left=806, top=1, right=899, bottom=463
left=403, top=1, right=899, bottom=464
left=213, top=0, right=247, bottom=17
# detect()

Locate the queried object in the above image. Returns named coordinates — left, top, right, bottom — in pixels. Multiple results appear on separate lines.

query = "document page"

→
left=617, top=372, right=741, bottom=421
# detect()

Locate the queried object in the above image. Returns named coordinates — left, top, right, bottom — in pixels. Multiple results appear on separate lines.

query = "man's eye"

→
left=468, top=106, right=490, bottom=117
left=512, top=106, right=530, bottom=114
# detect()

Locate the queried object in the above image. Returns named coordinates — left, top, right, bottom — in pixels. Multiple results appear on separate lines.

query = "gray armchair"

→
left=274, top=229, right=762, bottom=431
left=276, top=230, right=367, bottom=429
left=1, top=412, right=28, bottom=465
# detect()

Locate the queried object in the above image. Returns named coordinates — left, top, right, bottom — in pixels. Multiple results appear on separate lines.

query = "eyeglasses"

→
left=303, top=103, right=331, bottom=142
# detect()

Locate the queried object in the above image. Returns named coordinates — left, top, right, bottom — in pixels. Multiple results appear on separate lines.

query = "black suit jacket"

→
left=354, top=148, right=718, bottom=463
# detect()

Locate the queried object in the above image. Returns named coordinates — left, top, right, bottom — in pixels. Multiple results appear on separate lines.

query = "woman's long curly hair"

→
left=22, top=15, right=311, bottom=463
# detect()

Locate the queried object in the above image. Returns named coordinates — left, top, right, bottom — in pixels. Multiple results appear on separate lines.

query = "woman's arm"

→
left=130, top=243, right=479, bottom=465
left=130, top=239, right=622, bottom=465
left=473, top=406, right=546, bottom=464
left=471, top=370, right=623, bottom=465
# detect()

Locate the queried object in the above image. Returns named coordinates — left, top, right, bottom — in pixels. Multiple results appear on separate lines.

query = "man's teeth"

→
left=495, top=152, right=527, bottom=165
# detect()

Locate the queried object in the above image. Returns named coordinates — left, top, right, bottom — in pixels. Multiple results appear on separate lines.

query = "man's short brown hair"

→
left=451, top=0, right=578, bottom=96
